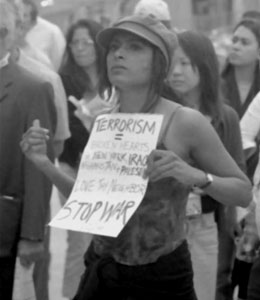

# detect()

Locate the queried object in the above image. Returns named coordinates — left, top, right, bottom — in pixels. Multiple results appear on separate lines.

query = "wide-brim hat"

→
left=97, top=14, right=178, bottom=74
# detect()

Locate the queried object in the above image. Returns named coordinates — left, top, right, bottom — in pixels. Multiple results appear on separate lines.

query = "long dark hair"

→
left=60, top=19, right=104, bottom=95
left=98, top=35, right=168, bottom=111
left=177, top=30, right=223, bottom=124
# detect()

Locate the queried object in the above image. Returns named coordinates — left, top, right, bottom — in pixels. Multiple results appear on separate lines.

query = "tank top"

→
left=92, top=103, right=190, bottom=265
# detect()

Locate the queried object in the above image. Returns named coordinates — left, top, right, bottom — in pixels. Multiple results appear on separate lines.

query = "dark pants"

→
left=74, top=240, right=197, bottom=300
left=248, top=255, right=260, bottom=300
left=0, top=256, right=16, bottom=300
left=216, top=205, right=236, bottom=300
left=231, top=258, right=253, bottom=300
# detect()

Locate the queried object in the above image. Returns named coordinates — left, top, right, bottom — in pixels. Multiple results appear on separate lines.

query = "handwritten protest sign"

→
left=50, top=113, right=163, bottom=237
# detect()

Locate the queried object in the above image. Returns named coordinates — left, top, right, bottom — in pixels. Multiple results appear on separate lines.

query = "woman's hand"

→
left=20, top=119, right=50, bottom=168
left=144, top=149, right=204, bottom=185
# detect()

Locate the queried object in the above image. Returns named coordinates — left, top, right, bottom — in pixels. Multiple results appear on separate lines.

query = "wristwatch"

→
left=196, top=173, right=213, bottom=189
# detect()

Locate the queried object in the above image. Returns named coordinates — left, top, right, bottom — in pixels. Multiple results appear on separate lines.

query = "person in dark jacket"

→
left=0, top=1, right=56, bottom=299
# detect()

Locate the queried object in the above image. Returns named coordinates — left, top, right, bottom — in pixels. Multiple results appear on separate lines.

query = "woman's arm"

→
left=182, top=109, right=252, bottom=207
left=146, top=108, right=252, bottom=207
left=21, top=120, right=75, bottom=198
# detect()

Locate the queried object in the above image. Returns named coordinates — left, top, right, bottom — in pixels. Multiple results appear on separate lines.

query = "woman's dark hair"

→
left=234, top=18, right=260, bottom=46
left=177, top=30, right=223, bottom=123
left=98, top=35, right=168, bottom=110
left=60, top=19, right=104, bottom=95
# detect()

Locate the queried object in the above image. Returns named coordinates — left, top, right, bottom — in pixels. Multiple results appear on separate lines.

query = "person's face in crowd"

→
left=70, top=27, right=96, bottom=70
left=22, top=2, right=35, bottom=33
left=170, top=46, right=200, bottom=96
left=229, top=25, right=260, bottom=66
left=106, top=32, right=153, bottom=89
left=15, top=22, right=28, bottom=46
left=0, top=11, right=16, bottom=59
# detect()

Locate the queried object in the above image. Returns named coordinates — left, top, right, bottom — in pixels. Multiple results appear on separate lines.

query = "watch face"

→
left=204, top=173, right=213, bottom=188
left=207, top=173, right=213, bottom=183
left=198, top=173, right=213, bottom=189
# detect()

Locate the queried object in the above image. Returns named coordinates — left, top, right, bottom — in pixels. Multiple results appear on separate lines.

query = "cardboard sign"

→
left=50, top=113, right=163, bottom=237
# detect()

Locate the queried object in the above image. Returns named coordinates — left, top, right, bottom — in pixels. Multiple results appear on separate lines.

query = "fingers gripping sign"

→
left=145, top=149, right=200, bottom=185
left=144, top=149, right=178, bottom=181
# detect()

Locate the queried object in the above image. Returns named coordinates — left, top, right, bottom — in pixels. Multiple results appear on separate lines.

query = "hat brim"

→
left=96, top=19, right=171, bottom=72
left=97, top=23, right=166, bottom=57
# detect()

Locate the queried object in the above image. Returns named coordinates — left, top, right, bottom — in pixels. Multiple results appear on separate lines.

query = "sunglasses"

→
left=0, top=27, right=8, bottom=39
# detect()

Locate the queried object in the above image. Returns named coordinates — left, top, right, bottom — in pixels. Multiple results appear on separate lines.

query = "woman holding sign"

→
left=21, top=15, right=252, bottom=300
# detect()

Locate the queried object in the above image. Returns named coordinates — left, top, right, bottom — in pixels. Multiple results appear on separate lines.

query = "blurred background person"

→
left=0, top=1, right=56, bottom=299
left=14, top=0, right=53, bottom=69
left=220, top=17, right=260, bottom=300
left=247, top=233, right=260, bottom=300
left=22, top=0, right=66, bottom=71
left=10, top=1, right=69, bottom=299
left=10, top=1, right=70, bottom=299
left=58, top=18, right=104, bottom=300
left=167, top=30, right=245, bottom=300
left=133, top=0, right=172, bottom=29
left=236, top=16, right=260, bottom=298
left=221, top=18, right=260, bottom=123
left=239, top=74, right=260, bottom=300
left=210, top=11, right=260, bottom=74
left=14, top=0, right=70, bottom=158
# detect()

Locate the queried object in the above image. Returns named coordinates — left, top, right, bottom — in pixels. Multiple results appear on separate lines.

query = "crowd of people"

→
left=0, top=0, right=260, bottom=299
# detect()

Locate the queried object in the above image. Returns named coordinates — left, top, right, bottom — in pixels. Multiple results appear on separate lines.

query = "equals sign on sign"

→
left=115, top=133, right=124, bottom=140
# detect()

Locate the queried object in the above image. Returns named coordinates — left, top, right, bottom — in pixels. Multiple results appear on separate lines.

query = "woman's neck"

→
left=118, top=85, right=151, bottom=113
left=234, top=62, right=257, bottom=83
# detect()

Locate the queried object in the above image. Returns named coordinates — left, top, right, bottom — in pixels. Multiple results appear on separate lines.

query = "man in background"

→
left=23, top=0, right=66, bottom=71
left=0, top=1, right=57, bottom=299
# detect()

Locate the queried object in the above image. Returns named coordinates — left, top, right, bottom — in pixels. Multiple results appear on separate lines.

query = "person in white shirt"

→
left=16, top=48, right=70, bottom=156
left=22, top=0, right=66, bottom=71
left=14, top=3, right=70, bottom=156
left=240, top=92, right=260, bottom=300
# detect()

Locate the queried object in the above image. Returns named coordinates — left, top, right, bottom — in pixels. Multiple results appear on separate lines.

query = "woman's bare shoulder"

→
left=159, top=98, right=202, bottom=119
left=156, top=98, right=210, bottom=139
